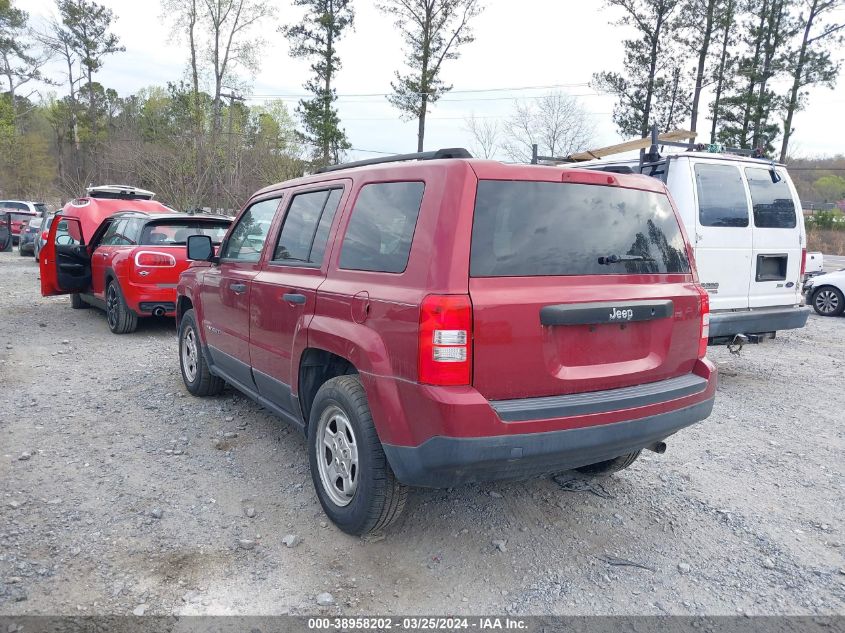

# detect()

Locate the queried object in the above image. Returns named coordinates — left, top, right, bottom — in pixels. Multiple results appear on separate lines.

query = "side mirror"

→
left=187, top=234, right=214, bottom=262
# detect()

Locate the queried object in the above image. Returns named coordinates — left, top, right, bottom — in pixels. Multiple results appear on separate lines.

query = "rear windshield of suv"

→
left=745, top=167, right=797, bottom=229
left=141, top=220, right=230, bottom=245
left=470, top=181, right=691, bottom=277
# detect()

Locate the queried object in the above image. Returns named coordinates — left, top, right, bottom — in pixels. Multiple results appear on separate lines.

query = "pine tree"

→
left=282, top=0, right=354, bottom=166
left=779, top=0, right=844, bottom=161
left=378, top=0, right=482, bottom=152
left=592, top=0, right=686, bottom=139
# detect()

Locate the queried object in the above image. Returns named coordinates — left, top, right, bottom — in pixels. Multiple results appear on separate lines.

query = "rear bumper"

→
left=709, top=306, right=810, bottom=339
left=372, top=359, right=717, bottom=488
left=383, top=398, right=714, bottom=487
left=125, top=282, right=178, bottom=316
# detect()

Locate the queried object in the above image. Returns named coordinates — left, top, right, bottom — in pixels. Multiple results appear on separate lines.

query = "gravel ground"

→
left=1, top=250, right=843, bottom=616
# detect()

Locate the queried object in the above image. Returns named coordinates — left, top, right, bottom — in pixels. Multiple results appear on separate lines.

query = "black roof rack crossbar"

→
left=316, top=148, right=472, bottom=174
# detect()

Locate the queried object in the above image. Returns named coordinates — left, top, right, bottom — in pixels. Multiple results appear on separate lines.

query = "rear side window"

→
left=470, top=181, right=691, bottom=277
left=273, top=188, right=342, bottom=265
left=745, top=168, right=797, bottom=229
left=339, top=182, right=424, bottom=273
left=694, top=164, right=749, bottom=227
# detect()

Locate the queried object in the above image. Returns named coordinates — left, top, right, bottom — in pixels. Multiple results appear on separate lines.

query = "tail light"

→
left=800, top=248, right=807, bottom=279
left=135, top=251, right=176, bottom=267
left=41, top=231, right=48, bottom=241
left=697, top=286, right=710, bottom=358
left=418, top=294, right=472, bottom=386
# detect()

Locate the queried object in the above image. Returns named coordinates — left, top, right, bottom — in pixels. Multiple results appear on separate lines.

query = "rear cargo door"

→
left=690, top=160, right=753, bottom=311
left=469, top=179, right=703, bottom=401
left=745, top=166, right=803, bottom=309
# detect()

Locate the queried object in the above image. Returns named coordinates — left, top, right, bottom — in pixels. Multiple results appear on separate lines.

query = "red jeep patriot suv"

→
left=177, top=149, right=717, bottom=535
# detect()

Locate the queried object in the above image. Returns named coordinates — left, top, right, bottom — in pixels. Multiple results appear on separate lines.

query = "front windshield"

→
left=140, top=220, right=230, bottom=245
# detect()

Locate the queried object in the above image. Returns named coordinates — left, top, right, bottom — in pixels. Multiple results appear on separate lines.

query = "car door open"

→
left=40, top=216, right=91, bottom=296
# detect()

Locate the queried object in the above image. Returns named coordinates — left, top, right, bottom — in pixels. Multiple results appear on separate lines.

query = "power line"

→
left=245, top=82, right=591, bottom=99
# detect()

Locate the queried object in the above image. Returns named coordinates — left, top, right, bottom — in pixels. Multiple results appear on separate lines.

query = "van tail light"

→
left=41, top=231, right=48, bottom=241
left=800, top=248, right=807, bottom=279
left=418, top=295, right=472, bottom=386
left=135, top=251, right=176, bottom=267
left=697, top=286, right=710, bottom=358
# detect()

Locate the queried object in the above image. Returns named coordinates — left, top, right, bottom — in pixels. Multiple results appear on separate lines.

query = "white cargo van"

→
left=562, top=150, right=810, bottom=345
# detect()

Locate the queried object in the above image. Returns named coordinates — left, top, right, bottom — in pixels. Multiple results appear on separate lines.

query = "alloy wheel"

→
left=182, top=327, right=199, bottom=382
left=315, top=405, right=359, bottom=507
left=106, top=285, right=119, bottom=329
left=815, top=289, right=840, bottom=314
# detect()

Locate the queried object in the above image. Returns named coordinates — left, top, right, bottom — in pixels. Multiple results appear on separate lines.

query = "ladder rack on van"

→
left=530, top=125, right=770, bottom=174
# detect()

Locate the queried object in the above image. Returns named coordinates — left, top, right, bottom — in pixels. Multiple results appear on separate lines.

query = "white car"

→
left=804, top=268, right=845, bottom=317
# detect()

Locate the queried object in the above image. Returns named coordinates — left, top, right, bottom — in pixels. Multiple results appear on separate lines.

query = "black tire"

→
left=178, top=308, right=224, bottom=396
left=105, top=280, right=138, bottom=334
left=307, top=375, right=408, bottom=535
left=811, top=286, right=844, bottom=317
left=18, top=245, right=26, bottom=257
left=70, top=293, right=88, bottom=309
left=575, top=450, right=642, bottom=478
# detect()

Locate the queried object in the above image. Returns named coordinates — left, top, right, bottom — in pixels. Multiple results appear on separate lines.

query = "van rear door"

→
left=689, top=161, right=753, bottom=311
left=468, top=176, right=704, bottom=401
left=745, top=166, right=803, bottom=309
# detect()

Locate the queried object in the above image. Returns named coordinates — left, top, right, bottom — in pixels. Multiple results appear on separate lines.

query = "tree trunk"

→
left=710, top=0, right=734, bottom=143
left=690, top=0, right=717, bottom=135
left=417, top=94, right=428, bottom=152
left=740, top=0, right=769, bottom=148
left=188, top=0, right=202, bottom=204
left=641, top=9, right=665, bottom=138
left=323, top=1, right=334, bottom=165
left=780, top=0, right=816, bottom=162
left=751, top=0, right=782, bottom=149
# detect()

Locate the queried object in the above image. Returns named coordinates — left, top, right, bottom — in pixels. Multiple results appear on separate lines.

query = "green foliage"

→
left=282, top=0, right=354, bottom=166
left=807, top=210, right=845, bottom=230
left=814, top=174, right=845, bottom=202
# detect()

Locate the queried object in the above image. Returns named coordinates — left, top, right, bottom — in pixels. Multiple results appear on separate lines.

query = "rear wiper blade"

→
left=597, top=254, right=655, bottom=265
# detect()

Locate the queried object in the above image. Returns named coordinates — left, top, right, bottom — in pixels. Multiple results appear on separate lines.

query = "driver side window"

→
left=220, top=198, right=281, bottom=262
left=55, top=218, right=85, bottom=246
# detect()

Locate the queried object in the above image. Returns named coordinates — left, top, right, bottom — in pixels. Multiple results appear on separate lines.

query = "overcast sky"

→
left=19, top=0, right=845, bottom=161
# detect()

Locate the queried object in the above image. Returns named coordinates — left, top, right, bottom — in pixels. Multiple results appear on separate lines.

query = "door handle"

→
left=230, top=283, right=247, bottom=294
left=283, top=293, right=306, bottom=305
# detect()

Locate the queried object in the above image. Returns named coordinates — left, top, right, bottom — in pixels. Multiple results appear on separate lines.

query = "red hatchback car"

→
left=40, top=210, right=231, bottom=333
left=176, top=149, right=717, bottom=534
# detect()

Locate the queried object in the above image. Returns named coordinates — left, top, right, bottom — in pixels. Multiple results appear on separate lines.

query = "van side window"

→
left=273, top=188, right=342, bottom=265
left=694, top=164, right=749, bottom=227
left=220, top=198, right=281, bottom=262
left=745, top=167, right=797, bottom=229
left=339, top=182, right=425, bottom=273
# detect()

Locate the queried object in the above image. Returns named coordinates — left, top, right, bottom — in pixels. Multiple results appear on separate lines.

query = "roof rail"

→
left=316, top=148, right=473, bottom=174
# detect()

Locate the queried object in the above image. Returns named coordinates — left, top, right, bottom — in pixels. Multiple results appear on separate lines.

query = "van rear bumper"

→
left=382, top=398, right=714, bottom=488
left=709, top=306, right=810, bottom=339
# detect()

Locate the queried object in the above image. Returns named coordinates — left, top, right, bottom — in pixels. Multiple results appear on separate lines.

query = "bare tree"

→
left=502, top=93, right=595, bottom=163
left=0, top=1, right=53, bottom=123
left=202, top=0, right=273, bottom=151
left=463, top=113, right=499, bottom=158
left=199, top=0, right=274, bottom=208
